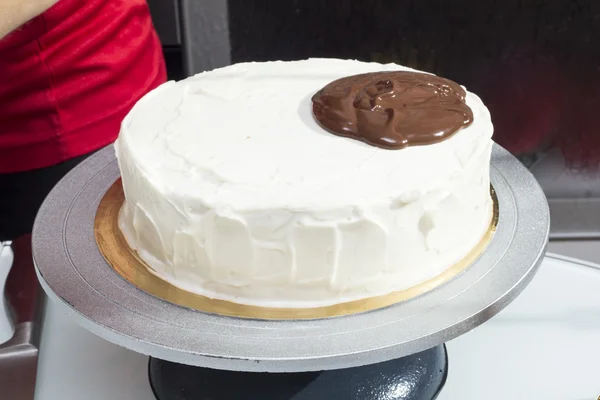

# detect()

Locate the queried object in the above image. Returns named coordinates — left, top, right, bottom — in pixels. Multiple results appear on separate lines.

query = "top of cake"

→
left=119, top=58, right=492, bottom=211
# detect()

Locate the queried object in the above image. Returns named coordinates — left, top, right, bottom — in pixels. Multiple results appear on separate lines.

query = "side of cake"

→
left=114, top=58, right=493, bottom=308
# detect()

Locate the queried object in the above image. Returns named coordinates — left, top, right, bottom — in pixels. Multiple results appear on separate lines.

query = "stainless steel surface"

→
left=546, top=199, right=600, bottom=240
left=0, top=324, right=38, bottom=400
left=547, top=240, right=600, bottom=265
left=530, top=148, right=600, bottom=239
left=0, top=239, right=42, bottom=400
left=180, top=0, right=231, bottom=74
left=32, top=144, right=549, bottom=373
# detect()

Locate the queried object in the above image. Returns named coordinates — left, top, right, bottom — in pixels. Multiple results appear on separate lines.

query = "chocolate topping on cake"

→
left=311, top=71, right=474, bottom=149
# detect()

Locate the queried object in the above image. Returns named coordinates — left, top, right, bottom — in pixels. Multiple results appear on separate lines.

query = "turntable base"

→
left=149, top=345, right=447, bottom=400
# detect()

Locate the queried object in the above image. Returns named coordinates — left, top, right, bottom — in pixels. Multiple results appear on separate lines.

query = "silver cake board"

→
left=32, top=144, right=549, bottom=373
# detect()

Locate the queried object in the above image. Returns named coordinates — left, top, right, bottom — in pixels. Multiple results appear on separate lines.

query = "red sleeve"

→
left=0, top=0, right=167, bottom=173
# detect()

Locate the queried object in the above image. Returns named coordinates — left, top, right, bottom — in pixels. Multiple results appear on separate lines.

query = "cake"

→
left=114, top=58, right=494, bottom=308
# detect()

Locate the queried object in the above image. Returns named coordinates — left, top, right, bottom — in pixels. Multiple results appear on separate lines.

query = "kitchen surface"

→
left=0, top=241, right=599, bottom=399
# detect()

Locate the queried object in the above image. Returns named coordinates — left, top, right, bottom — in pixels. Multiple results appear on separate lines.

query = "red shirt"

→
left=0, top=0, right=166, bottom=173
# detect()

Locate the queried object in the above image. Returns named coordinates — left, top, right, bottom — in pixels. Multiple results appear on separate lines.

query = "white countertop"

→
left=36, top=253, right=600, bottom=399
left=2, top=244, right=600, bottom=399
left=35, top=303, right=155, bottom=399
left=439, top=254, right=600, bottom=400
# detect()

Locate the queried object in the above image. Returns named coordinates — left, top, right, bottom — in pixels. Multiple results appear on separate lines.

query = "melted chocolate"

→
left=311, top=71, right=473, bottom=149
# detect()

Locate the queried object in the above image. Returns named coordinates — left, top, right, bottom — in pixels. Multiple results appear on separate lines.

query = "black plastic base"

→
left=149, top=344, right=448, bottom=400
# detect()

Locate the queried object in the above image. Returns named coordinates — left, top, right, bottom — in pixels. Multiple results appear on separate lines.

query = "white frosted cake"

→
left=114, top=58, right=494, bottom=308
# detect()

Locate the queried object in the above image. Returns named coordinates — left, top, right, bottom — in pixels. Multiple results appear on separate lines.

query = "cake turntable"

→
left=32, top=143, right=549, bottom=399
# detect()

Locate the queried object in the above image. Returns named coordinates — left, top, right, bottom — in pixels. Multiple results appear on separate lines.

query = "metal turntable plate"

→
left=32, top=144, right=549, bottom=372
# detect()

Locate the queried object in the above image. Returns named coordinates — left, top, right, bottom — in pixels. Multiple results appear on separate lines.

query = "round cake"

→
left=114, top=58, right=494, bottom=308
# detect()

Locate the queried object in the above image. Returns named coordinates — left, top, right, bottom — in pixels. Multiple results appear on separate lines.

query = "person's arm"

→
left=0, top=0, right=58, bottom=39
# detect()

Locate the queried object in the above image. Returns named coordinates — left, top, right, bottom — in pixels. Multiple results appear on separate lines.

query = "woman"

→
left=0, top=0, right=167, bottom=241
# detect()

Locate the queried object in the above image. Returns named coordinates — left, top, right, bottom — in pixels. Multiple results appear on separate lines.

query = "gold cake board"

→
left=94, top=179, right=499, bottom=320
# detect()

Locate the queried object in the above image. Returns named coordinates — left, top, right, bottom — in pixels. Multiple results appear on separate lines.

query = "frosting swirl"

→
left=312, top=71, right=474, bottom=149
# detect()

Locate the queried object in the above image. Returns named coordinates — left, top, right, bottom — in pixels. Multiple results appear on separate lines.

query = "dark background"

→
left=228, top=0, right=600, bottom=166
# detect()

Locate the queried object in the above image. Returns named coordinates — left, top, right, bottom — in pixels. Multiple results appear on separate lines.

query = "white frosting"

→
left=115, top=58, right=494, bottom=308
